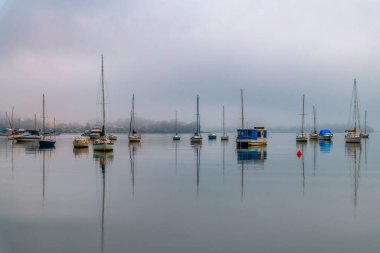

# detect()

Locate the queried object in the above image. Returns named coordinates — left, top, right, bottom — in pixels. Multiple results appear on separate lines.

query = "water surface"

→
left=0, top=133, right=378, bottom=253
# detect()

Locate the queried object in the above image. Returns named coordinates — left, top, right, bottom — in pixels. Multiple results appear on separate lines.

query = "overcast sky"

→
left=0, top=0, right=379, bottom=129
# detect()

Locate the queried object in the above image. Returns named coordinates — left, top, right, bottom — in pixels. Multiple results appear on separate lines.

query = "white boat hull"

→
left=296, top=133, right=308, bottom=142
left=14, top=136, right=41, bottom=142
left=191, top=135, right=202, bottom=143
left=128, top=134, right=141, bottom=142
left=345, top=136, right=361, bottom=143
left=93, top=143, right=114, bottom=151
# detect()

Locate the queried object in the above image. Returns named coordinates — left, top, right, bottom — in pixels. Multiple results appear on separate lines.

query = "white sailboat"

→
left=296, top=94, right=307, bottom=142
left=172, top=111, right=181, bottom=141
left=309, top=106, right=318, bottom=140
left=128, top=94, right=141, bottom=142
left=190, top=95, right=202, bottom=143
left=221, top=105, right=229, bottom=141
left=93, top=55, right=114, bottom=152
left=345, top=78, right=361, bottom=143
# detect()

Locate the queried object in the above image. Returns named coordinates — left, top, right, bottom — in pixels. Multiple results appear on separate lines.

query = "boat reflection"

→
left=237, top=146, right=267, bottom=201
left=296, top=143, right=306, bottom=195
left=319, top=140, right=332, bottom=153
left=237, top=146, right=267, bottom=165
left=192, top=143, right=201, bottom=196
left=345, top=143, right=361, bottom=208
left=129, top=142, right=140, bottom=196
left=73, top=147, right=89, bottom=158
left=93, top=151, right=114, bottom=253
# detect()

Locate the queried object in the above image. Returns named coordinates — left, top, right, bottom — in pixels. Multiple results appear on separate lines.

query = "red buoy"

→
left=297, top=150, right=302, bottom=159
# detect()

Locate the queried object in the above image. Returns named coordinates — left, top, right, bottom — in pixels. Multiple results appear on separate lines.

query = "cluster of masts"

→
left=296, top=78, right=369, bottom=144
left=6, top=56, right=369, bottom=152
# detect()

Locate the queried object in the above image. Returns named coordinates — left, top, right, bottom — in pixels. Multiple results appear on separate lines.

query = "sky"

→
left=0, top=0, right=380, bottom=130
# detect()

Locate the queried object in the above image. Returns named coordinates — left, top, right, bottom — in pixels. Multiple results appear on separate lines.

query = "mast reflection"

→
left=191, top=143, right=201, bottom=196
left=237, top=146, right=267, bottom=201
left=93, top=151, right=114, bottom=253
left=129, top=142, right=140, bottom=196
left=296, top=143, right=306, bottom=196
left=345, top=143, right=361, bottom=208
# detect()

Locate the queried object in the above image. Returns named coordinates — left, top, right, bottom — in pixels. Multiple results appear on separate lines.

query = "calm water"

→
left=0, top=133, right=379, bottom=253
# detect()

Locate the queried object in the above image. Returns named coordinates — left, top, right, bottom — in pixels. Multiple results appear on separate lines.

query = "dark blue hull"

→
left=39, top=140, right=56, bottom=149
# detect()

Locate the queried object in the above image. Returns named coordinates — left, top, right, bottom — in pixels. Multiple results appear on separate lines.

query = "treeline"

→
left=0, top=116, right=374, bottom=133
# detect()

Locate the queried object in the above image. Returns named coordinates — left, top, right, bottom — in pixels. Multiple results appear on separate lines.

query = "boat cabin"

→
left=236, top=127, right=267, bottom=148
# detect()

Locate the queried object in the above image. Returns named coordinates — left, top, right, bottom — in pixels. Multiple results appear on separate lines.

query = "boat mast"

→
left=132, top=94, right=135, bottom=133
left=364, top=110, right=367, bottom=134
left=175, top=111, right=178, bottom=135
left=301, top=94, right=305, bottom=134
left=101, top=55, right=106, bottom=133
left=34, top=113, right=37, bottom=131
left=42, top=94, right=45, bottom=138
left=196, top=95, right=200, bottom=134
left=241, top=89, right=244, bottom=129
left=313, top=106, right=316, bottom=133
left=223, top=105, right=225, bottom=136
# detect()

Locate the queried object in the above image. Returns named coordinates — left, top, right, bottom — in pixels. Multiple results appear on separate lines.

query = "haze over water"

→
left=0, top=133, right=378, bottom=253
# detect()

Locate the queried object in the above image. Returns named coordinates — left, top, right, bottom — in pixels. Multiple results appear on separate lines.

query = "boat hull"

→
left=39, top=140, right=56, bottom=149
left=309, top=133, right=318, bottom=140
left=345, top=136, right=361, bottom=143
left=129, top=134, right=141, bottom=142
left=191, top=135, right=202, bottom=143
left=361, top=133, right=369, bottom=138
left=221, top=136, right=229, bottom=141
left=318, top=135, right=333, bottom=141
left=236, top=139, right=267, bottom=148
left=296, top=133, right=308, bottom=142
left=93, top=143, right=114, bottom=152
left=173, top=135, right=181, bottom=141
left=15, top=137, right=41, bottom=143
left=208, top=134, right=217, bottom=140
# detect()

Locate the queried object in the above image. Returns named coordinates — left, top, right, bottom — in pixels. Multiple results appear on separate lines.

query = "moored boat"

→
left=89, top=128, right=102, bottom=139
left=345, top=78, right=361, bottom=144
left=39, top=94, right=56, bottom=149
left=172, top=111, right=181, bottom=141
left=13, top=130, right=41, bottom=142
left=221, top=105, right=229, bottom=141
left=318, top=129, right=333, bottom=141
left=236, top=89, right=267, bottom=148
left=190, top=95, right=202, bottom=143
left=208, top=133, right=217, bottom=140
left=73, top=137, right=89, bottom=148
left=309, top=106, right=318, bottom=140
left=128, top=94, right=141, bottom=143
left=93, top=55, right=114, bottom=152
left=296, top=95, right=308, bottom=142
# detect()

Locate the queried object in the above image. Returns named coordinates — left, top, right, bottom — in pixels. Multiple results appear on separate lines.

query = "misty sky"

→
left=0, top=0, right=379, bottom=130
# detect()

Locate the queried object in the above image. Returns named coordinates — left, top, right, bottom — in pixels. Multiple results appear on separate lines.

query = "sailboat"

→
left=39, top=94, right=56, bottom=149
left=296, top=94, right=307, bottom=142
left=345, top=78, right=361, bottom=143
left=309, top=106, right=318, bottom=140
left=361, top=110, right=369, bottom=138
left=221, top=105, right=229, bottom=141
left=172, top=111, right=181, bottom=141
left=128, top=94, right=141, bottom=142
left=190, top=95, right=202, bottom=143
left=236, top=89, right=267, bottom=148
left=93, top=55, right=114, bottom=152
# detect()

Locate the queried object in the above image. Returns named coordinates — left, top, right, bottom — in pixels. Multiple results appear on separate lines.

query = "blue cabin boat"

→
left=236, top=127, right=267, bottom=148
left=318, top=129, right=333, bottom=141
